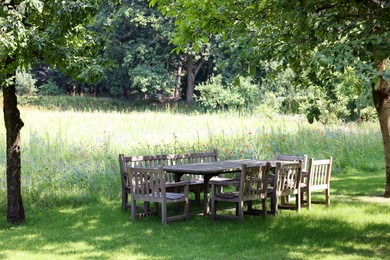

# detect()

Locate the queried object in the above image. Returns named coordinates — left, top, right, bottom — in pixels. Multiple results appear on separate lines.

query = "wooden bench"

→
left=118, top=149, right=219, bottom=210
left=128, top=166, right=189, bottom=224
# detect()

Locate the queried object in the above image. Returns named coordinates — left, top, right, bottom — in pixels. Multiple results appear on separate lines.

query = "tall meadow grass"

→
left=0, top=107, right=385, bottom=211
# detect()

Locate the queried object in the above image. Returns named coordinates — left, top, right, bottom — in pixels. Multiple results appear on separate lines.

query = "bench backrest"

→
left=119, top=149, right=219, bottom=184
left=181, top=149, right=219, bottom=180
left=274, top=154, right=308, bottom=171
left=307, top=157, right=333, bottom=188
left=273, top=161, right=303, bottom=196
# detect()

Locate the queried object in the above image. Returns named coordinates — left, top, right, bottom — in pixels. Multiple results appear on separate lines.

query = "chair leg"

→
left=247, top=200, right=253, bottom=211
left=262, top=198, right=267, bottom=218
left=272, top=196, right=278, bottom=215
left=211, top=198, right=216, bottom=221
left=184, top=198, right=189, bottom=221
left=161, top=202, right=167, bottom=225
left=131, top=199, right=137, bottom=221
left=238, top=201, right=244, bottom=223
left=296, top=193, right=301, bottom=213
left=194, top=190, right=201, bottom=205
left=307, top=191, right=312, bottom=210
left=144, top=201, right=150, bottom=213
left=154, top=202, right=159, bottom=216
left=325, top=189, right=330, bottom=206
left=122, top=191, right=128, bottom=210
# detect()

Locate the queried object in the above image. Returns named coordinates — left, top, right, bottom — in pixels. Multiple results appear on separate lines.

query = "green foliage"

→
left=0, top=0, right=105, bottom=85
left=95, top=0, right=178, bottom=97
left=15, top=70, right=37, bottom=95
left=130, top=64, right=175, bottom=95
left=150, top=0, right=390, bottom=121
left=38, top=80, right=65, bottom=96
left=196, top=75, right=260, bottom=110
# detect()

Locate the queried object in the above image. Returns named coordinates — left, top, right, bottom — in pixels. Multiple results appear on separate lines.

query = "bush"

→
left=16, top=70, right=37, bottom=95
left=196, top=75, right=261, bottom=110
left=359, top=106, right=377, bottom=122
left=39, top=80, right=65, bottom=96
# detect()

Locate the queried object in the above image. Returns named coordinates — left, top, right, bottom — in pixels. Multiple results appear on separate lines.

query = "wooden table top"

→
left=162, top=159, right=281, bottom=174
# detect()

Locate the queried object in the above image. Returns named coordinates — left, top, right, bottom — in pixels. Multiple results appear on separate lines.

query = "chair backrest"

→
left=240, top=164, right=269, bottom=199
left=308, top=157, right=333, bottom=187
left=182, top=149, right=219, bottom=180
left=273, top=161, right=303, bottom=196
left=275, top=154, right=308, bottom=171
left=128, top=166, right=166, bottom=199
left=187, top=149, right=219, bottom=163
left=120, top=150, right=219, bottom=182
left=119, top=154, right=176, bottom=183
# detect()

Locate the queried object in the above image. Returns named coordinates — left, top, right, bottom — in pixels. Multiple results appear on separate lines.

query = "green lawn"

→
left=1, top=169, right=388, bottom=259
left=0, top=101, right=389, bottom=259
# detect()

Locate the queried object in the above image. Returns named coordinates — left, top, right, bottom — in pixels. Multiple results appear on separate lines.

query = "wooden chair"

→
left=119, top=150, right=219, bottom=209
left=301, top=157, right=333, bottom=210
left=211, top=164, right=269, bottom=223
left=274, top=154, right=308, bottom=172
left=181, top=149, right=219, bottom=204
left=119, top=154, right=174, bottom=210
left=274, top=154, right=307, bottom=204
left=128, top=166, right=189, bottom=225
left=269, top=161, right=303, bottom=215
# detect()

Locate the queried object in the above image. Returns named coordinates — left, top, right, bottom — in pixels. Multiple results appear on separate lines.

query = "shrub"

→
left=39, top=80, right=65, bottom=96
left=16, top=70, right=37, bottom=95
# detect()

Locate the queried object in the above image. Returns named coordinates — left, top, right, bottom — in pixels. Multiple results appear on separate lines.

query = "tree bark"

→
left=185, top=53, right=204, bottom=104
left=174, top=57, right=183, bottom=98
left=186, top=54, right=195, bottom=104
left=3, top=70, right=25, bottom=223
left=372, top=59, right=390, bottom=198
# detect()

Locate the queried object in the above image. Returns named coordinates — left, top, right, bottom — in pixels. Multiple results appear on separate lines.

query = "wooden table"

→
left=163, top=159, right=278, bottom=215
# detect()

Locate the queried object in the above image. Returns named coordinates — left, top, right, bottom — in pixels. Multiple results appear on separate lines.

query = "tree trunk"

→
left=186, top=54, right=195, bottom=104
left=185, top=53, right=204, bottom=104
left=174, top=57, right=183, bottom=99
left=3, top=65, right=25, bottom=223
left=372, top=59, right=390, bottom=198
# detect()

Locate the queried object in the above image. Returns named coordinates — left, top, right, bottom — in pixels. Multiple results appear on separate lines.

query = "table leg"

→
left=203, top=175, right=212, bottom=215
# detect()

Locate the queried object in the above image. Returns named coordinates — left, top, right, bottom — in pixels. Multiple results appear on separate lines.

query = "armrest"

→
left=210, top=179, right=240, bottom=186
left=165, top=180, right=190, bottom=188
left=302, top=170, right=308, bottom=178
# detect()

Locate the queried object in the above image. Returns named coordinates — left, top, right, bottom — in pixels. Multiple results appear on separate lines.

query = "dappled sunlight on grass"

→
left=0, top=108, right=389, bottom=258
left=0, top=200, right=389, bottom=259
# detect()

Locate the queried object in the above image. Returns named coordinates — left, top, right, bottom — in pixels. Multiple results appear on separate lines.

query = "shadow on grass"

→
left=0, top=165, right=389, bottom=259
left=0, top=199, right=389, bottom=259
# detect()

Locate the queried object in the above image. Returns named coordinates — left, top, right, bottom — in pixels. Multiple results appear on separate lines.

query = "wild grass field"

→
left=0, top=97, right=389, bottom=259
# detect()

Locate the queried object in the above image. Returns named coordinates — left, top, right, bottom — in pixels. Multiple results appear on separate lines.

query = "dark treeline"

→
left=15, top=0, right=377, bottom=123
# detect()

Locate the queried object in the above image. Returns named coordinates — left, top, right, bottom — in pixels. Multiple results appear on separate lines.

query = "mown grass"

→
left=0, top=96, right=389, bottom=259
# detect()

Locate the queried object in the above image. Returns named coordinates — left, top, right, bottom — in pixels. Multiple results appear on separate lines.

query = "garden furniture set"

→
left=119, top=150, right=333, bottom=224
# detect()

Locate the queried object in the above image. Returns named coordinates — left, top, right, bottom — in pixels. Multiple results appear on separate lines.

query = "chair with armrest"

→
left=176, top=149, right=219, bottom=204
left=274, top=154, right=307, bottom=204
left=128, top=166, right=189, bottom=225
left=119, top=154, right=174, bottom=210
left=269, top=161, right=303, bottom=215
left=301, top=157, right=333, bottom=210
left=211, top=164, right=269, bottom=223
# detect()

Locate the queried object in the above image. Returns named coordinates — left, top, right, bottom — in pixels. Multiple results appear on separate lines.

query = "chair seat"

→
left=215, top=191, right=239, bottom=200
left=166, top=192, right=187, bottom=200
left=189, top=179, right=204, bottom=185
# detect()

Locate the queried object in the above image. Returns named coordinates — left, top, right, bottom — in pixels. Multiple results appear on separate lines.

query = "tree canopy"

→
left=149, top=0, right=390, bottom=196
left=1, top=0, right=105, bottom=223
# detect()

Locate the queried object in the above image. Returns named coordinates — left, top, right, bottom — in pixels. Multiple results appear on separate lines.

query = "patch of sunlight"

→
left=336, top=194, right=390, bottom=204
left=94, top=236, right=112, bottom=242
left=58, top=241, right=94, bottom=254
left=4, top=249, right=108, bottom=260
left=144, top=228, right=153, bottom=235
left=58, top=207, right=86, bottom=214
left=71, top=221, right=84, bottom=229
